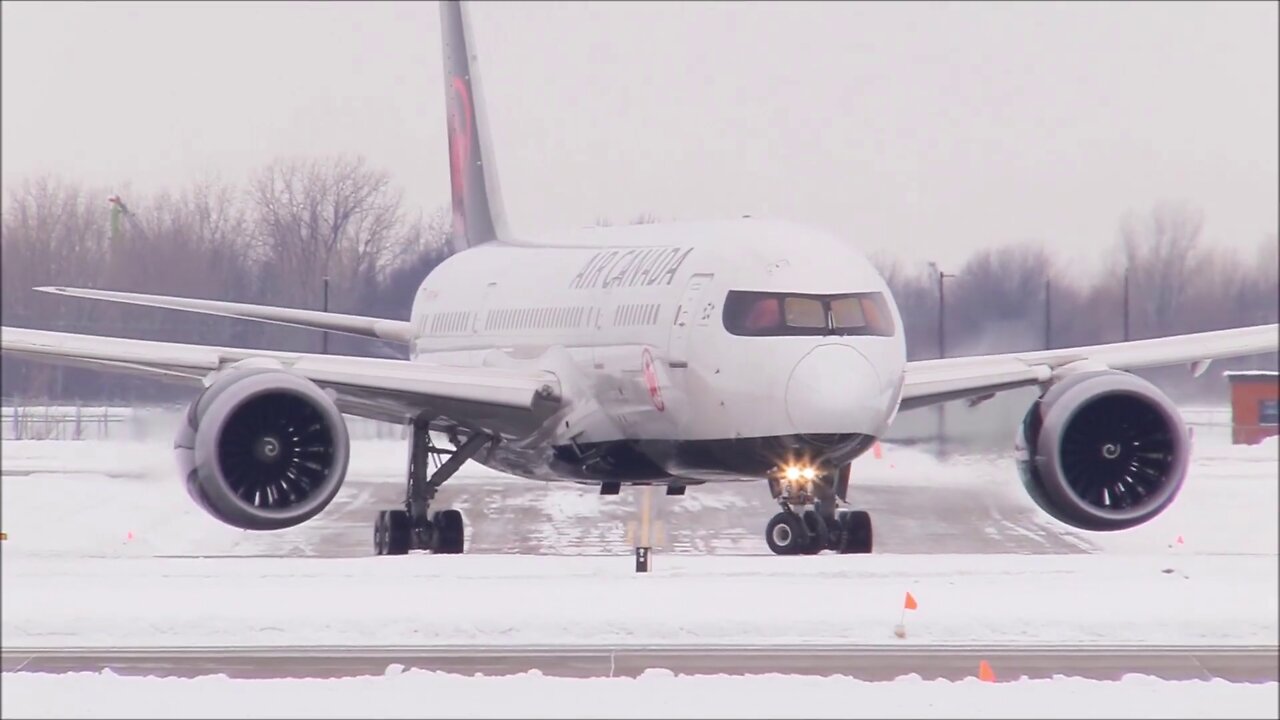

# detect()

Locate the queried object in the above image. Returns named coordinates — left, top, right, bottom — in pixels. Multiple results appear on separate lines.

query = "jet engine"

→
left=1015, top=369, right=1189, bottom=532
left=174, top=365, right=350, bottom=531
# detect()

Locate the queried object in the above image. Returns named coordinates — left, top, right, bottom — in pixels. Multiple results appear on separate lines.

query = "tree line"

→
left=2, top=156, right=1275, bottom=404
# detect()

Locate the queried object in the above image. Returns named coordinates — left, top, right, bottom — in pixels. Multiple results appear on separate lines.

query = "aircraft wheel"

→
left=840, top=510, right=873, bottom=554
left=800, top=509, right=829, bottom=554
left=375, top=510, right=412, bottom=556
left=432, top=509, right=465, bottom=554
left=766, top=511, right=807, bottom=555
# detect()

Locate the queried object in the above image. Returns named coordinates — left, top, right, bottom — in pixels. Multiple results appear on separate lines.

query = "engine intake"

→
left=1015, top=370, right=1189, bottom=532
left=175, top=366, right=350, bottom=531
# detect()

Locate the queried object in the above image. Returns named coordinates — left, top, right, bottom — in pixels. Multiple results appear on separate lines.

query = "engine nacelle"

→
left=174, top=366, right=350, bottom=531
left=1015, top=370, right=1189, bottom=532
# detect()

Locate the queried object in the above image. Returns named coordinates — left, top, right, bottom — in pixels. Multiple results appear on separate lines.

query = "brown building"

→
left=1224, top=371, right=1279, bottom=445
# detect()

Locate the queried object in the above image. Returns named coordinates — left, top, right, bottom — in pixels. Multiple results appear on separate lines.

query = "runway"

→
left=3, top=645, right=1276, bottom=682
left=143, top=475, right=1097, bottom=558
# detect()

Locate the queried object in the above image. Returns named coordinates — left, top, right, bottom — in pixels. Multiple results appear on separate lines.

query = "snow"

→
left=4, top=427, right=1273, bottom=558
left=1, top=411, right=1276, bottom=650
left=2, top=554, right=1275, bottom=648
left=1, top=669, right=1276, bottom=719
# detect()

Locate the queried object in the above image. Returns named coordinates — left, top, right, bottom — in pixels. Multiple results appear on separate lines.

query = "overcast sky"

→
left=3, top=1, right=1276, bottom=276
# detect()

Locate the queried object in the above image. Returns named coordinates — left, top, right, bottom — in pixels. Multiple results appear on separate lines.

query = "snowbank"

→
left=2, top=669, right=1276, bottom=719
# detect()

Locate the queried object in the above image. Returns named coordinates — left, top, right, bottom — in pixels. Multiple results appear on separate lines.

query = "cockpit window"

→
left=829, top=296, right=866, bottom=329
left=742, top=296, right=782, bottom=332
left=723, top=290, right=896, bottom=337
left=783, top=297, right=826, bottom=328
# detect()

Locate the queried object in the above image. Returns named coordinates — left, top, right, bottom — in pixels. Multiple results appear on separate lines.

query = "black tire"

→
left=433, top=509, right=465, bottom=554
left=374, top=511, right=388, bottom=554
left=840, top=510, right=873, bottom=554
left=375, top=510, right=412, bottom=556
left=800, top=509, right=829, bottom=554
left=765, top=511, right=807, bottom=555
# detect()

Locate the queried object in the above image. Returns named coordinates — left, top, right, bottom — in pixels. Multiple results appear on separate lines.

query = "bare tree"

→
left=1119, top=202, right=1205, bottom=337
left=365, top=207, right=451, bottom=321
left=4, top=168, right=1273, bottom=405
left=248, top=155, right=405, bottom=312
left=946, top=243, right=1056, bottom=354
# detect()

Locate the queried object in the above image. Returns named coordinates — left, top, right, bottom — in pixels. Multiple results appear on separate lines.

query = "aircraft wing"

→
left=899, top=323, right=1278, bottom=411
left=0, top=326, right=561, bottom=433
left=35, top=286, right=414, bottom=344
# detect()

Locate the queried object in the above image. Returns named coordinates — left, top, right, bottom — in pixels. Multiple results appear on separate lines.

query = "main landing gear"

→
left=374, top=419, right=491, bottom=556
left=764, top=464, right=873, bottom=555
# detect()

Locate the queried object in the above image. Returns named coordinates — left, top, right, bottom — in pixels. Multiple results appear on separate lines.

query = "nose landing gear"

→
left=765, top=464, right=873, bottom=555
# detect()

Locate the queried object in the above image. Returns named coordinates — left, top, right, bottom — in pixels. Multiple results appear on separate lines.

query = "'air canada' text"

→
left=568, top=247, right=695, bottom=290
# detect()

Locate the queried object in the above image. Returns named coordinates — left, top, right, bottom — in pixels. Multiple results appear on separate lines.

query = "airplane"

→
left=2, top=1, right=1276, bottom=556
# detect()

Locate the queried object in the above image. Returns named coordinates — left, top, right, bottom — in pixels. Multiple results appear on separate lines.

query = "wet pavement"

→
left=4, top=645, right=1274, bottom=682
left=172, top=472, right=1095, bottom=558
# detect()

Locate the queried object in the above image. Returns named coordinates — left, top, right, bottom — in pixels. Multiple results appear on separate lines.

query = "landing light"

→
left=783, top=465, right=818, bottom=483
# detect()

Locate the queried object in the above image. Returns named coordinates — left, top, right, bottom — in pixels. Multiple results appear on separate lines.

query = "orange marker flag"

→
left=873, top=441, right=884, bottom=460
left=978, top=660, right=996, bottom=683
left=1176, top=535, right=1184, bottom=545
left=904, top=591, right=918, bottom=610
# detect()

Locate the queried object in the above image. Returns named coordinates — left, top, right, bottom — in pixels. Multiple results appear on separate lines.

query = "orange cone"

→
left=977, top=660, right=996, bottom=682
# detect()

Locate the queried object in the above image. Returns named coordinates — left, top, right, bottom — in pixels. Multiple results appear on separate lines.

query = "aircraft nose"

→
left=785, top=344, right=885, bottom=434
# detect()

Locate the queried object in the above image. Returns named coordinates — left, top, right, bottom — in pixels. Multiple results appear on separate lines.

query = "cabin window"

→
left=723, top=290, right=896, bottom=337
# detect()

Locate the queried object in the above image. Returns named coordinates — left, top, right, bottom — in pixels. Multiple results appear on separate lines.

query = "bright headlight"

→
left=782, top=464, right=817, bottom=484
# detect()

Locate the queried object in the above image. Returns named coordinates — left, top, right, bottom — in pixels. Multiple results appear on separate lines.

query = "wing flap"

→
left=36, top=286, right=414, bottom=344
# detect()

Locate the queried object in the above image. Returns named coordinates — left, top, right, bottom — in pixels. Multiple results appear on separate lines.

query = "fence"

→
left=1, top=403, right=410, bottom=442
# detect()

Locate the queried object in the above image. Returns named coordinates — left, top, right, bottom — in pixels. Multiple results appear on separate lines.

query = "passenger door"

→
left=668, top=273, right=714, bottom=369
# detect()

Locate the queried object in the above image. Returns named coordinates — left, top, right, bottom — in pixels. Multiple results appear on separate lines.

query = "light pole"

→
left=1122, top=268, right=1130, bottom=342
left=1044, top=277, right=1052, bottom=350
left=928, top=262, right=956, bottom=455
left=321, top=276, right=330, bottom=354
left=927, top=262, right=956, bottom=359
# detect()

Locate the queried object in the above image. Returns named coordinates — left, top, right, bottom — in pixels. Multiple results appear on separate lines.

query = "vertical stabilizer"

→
left=440, top=0, right=511, bottom=252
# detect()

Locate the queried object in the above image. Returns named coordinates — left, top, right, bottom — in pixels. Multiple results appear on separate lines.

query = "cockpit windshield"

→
left=723, top=290, right=895, bottom=337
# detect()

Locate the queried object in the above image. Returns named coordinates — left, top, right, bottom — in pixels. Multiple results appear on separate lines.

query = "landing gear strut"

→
left=764, top=464, right=873, bottom=555
left=374, top=418, right=490, bottom=556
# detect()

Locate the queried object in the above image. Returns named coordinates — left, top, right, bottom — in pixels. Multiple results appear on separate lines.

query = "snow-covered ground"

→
left=1, top=411, right=1276, bottom=717
left=2, top=553, right=1275, bottom=648
left=1, top=432, right=1275, bottom=558
left=2, top=669, right=1276, bottom=719
left=1, top=428, right=1276, bottom=649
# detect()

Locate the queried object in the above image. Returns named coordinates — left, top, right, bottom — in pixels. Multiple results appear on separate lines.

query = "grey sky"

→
left=3, top=1, right=1276, bottom=277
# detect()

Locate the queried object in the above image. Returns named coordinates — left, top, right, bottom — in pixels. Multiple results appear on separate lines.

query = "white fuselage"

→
left=406, top=218, right=907, bottom=486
